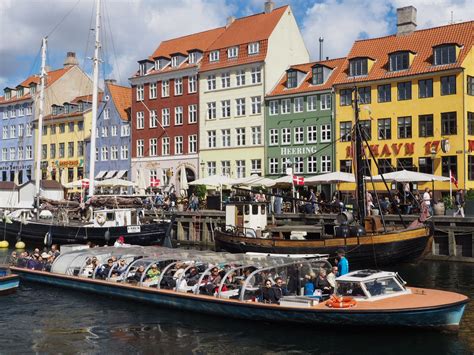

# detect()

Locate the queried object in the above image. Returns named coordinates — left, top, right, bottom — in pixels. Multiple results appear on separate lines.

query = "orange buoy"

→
left=325, top=295, right=357, bottom=308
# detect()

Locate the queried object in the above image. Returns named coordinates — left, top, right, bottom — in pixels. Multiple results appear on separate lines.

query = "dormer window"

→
left=189, top=52, right=197, bottom=64
left=4, top=90, right=11, bottom=100
left=139, top=63, right=146, bottom=76
left=171, top=56, right=179, bottom=67
left=312, top=66, right=324, bottom=85
left=350, top=58, right=368, bottom=76
left=389, top=52, right=409, bottom=71
left=52, top=106, right=58, bottom=115
left=17, top=87, right=24, bottom=97
left=210, top=50, right=219, bottom=62
left=155, top=59, right=161, bottom=70
left=30, top=84, right=36, bottom=95
left=287, top=71, right=298, bottom=88
left=228, top=46, right=238, bottom=59
left=434, top=45, right=456, bottom=65
left=248, top=42, right=259, bottom=55
left=64, top=105, right=70, bottom=114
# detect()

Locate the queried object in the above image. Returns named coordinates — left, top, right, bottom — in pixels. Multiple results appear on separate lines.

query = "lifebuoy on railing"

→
left=96, top=213, right=106, bottom=226
left=325, top=295, right=357, bottom=308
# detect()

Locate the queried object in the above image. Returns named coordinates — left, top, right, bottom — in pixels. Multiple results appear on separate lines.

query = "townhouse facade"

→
left=334, top=7, right=474, bottom=192
left=265, top=58, right=345, bottom=182
left=198, top=3, right=309, bottom=178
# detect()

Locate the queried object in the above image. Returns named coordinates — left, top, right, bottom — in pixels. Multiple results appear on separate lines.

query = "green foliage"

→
left=442, top=195, right=453, bottom=209
left=195, top=185, right=207, bottom=200
left=465, top=189, right=474, bottom=201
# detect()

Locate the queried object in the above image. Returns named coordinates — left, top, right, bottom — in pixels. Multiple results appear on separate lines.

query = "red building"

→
left=130, top=27, right=225, bottom=190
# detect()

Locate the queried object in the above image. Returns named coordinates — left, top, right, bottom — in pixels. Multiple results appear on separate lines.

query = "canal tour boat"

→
left=11, top=246, right=468, bottom=331
left=0, top=267, right=20, bottom=295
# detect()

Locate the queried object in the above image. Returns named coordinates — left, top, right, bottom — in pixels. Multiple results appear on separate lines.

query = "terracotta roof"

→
left=43, top=110, right=86, bottom=121
left=267, top=57, right=346, bottom=97
left=71, top=92, right=103, bottom=104
left=107, top=83, right=131, bottom=121
left=200, top=6, right=288, bottom=72
left=335, top=21, right=474, bottom=85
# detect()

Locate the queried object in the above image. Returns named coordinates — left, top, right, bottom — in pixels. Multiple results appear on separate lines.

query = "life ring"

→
left=325, top=295, right=357, bottom=308
left=96, top=213, right=106, bottom=226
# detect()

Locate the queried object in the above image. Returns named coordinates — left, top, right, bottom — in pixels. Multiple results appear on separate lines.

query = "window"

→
left=294, top=127, right=304, bottom=144
left=307, top=126, right=317, bottom=143
left=396, top=158, right=414, bottom=171
left=188, top=104, right=197, bottom=123
left=222, top=129, right=231, bottom=147
left=434, top=45, right=456, bottom=65
left=377, top=159, right=392, bottom=174
left=150, top=110, right=158, bottom=128
left=441, top=75, right=456, bottom=95
left=251, top=159, right=262, bottom=174
left=361, top=159, right=372, bottom=177
left=320, top=94, right=332, bottom=110
left=41, top=144, right=47, bottom=159
left=419, top=114, right=433, bottom=137
left=10, top=125, right=16, bottom=138
left=228, top=47, right=238, bottom=59
left=210, top=50, right=219, bottom=62
left=207, top=161, right=217, bottom=175
left=236, top=128, right=246, bottom=146
left=175, top=106, right=183, bottom=125
left=121, top=145, right=129, bottom=160
left=294, top=157, right=304, bottom=174
left=251, top=126, right=261, bottom=145
left=390, top=52, right=409, bottom=71
left=321, top=124, right=331, bottom=142
left=175, top=136, right=183, bottom=155
left=188, top=135, right=197, bottom=153
left=321, top=156, right=331, bottom=173
left=162, top=137, right=170, bottom=155
left=360, top=120, right=371, bottom=140
left=188, top=75, right=197, bottom=93
left=68, top=142, right=74, bottom=157
left=294, top=97, right=303, bottom=112
left=77, top=121, right=83, bottom=131
left=270, top=129, right=278, bottom=145
left=312, top=66, right=323, bottom=85
left=221, top=160, right=231, bottom=176
left=208, top=130, right=216, bottom=148
left=17, top=146, right=23, bottom=160
left=269, top=100, right=278, bottom=115
left=397, top=81, right=412, bottom=100
left=220, top=100, right=231, bottom=118
left=340, top=121, right=352, bottom=142
left=468, top=112, right=474, bottom=135
left=9, top=147, right=15, bottom=161
left=251, top=67, right=261, bottom=84
left=251, top=96, right=261, bottom=114
left=171, top=56, right=179, bottom=68
left=358, top=87, right=371, bottom=104
left=350, top=58, right=368, bottom=76
left=221, top=72, right=231, bottom=88
left=101, top=126, right=108, bottom=138
left=418, top=79, right=433, bottom=98
left=236, top=160, right=246, bottom=178
left=162, top=108, right=170, bottom=126
left=101, top=146, right=108, bottom=161
left=236, top=98, right=246, bottom=116
left=2, top=148, right=7, bottom=161
left=26, top=106, right=32, bottom=116
left=287, top=71, right=297, bottom=88
left=340, top=160, right=352, bottom=173
left=136, top=85, right=144, bottom=101
left=378, top=118, right=391, bottom=139
left=18, top=107, right=24, bottom=116
left=18, top=124, right=24, bottom=137
left=59, top=143, right=65, bottom=158
left=161, top=80, right=169, bottom=97
left=397, top=116, right=412, bottom=139
left=306, top=95, right=317, bottom=111
left=26, top=146, right=32, bottom=159
left=248, top=42, right=259, bottom=55
left=26, top=123, right=32, bottom=136
left=149, top=82, right=157, bottom=99
left=42, top=125, right=47, bottom=136
left=121, top=124, right=130, bottom=137
left=136, top=111, right=144, bottom=129
left=281, top=128, right=291, bottom=145
left=441, top=111, right=457, bottom=135
left=174, top=78, right=183, bottom=95
left=468, top=76, right=474, bottom=96
left=149, top=138, right=158, bottom=156
left=77, top=141, right=83, bottom=156
left=188, top=52, right=197, bottom=64
left=207, top=102, right=217, bottom=119
left=307, top=156, right=318, bottom=174
left=207, top=75, right=216, bottom=91
left=236, top=70, right=245, bottom=86
left=139, top=63, right=146, bottom=75
left=281, top=99, right=291, bottom=114
left=340, top=89, right=352, bottom=106
left=269, top=158, right=279, bottom=174
left=442, top=156, right=457, bottom=177
left=111, top=146, right=118, bottom=160
left=418, top=157, right=433, bottom=174
left=136, top=140, right=144, bottom=157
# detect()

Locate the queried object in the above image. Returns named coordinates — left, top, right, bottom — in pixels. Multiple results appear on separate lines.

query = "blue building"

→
left=86, top=80, right=131, bottom=182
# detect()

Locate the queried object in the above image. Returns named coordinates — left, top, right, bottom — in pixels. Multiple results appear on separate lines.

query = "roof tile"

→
left=107, top=83, right=131, bottom=121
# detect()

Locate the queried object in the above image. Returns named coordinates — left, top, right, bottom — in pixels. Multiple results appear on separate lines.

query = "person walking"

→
left=454, top=189, right=465, bottom=217
left=423, top=187, right=432, bottom=215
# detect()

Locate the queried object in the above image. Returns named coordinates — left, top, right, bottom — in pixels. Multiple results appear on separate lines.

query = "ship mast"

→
left=88, top=0, right=101, bottom=197
left=35, top=37, right=47, bottom=210
left=353, top=87, right=366, bottom=222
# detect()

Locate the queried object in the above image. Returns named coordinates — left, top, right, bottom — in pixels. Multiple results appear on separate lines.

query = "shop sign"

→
left=281, top=146, right=318, bottom=156
left=346, top=143, right=415, bottom=158
left=0, top=164, right=32, bottom=171
left=59, top=160, right=79, bottom=168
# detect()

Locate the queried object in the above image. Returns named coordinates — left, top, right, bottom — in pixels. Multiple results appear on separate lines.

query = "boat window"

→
left=252, top=205, right=258, bottom=215
left=106, top=212, right=115, bottom=221
left=336, top=281, right=367, bottom=298
left=244, top=205, right=250, bottom=215
left=216, top=264, right=251, bottom=299
left=363, top=277, right=404, bottom=297
left=261, top=205, right=265, bottom=215
left=161, top=260, right=194, bottom=291
left=237, top=205, right=243, bottom=216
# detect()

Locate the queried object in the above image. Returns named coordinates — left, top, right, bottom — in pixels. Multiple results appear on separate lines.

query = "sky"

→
left=0, top=0, right=472, bottom=90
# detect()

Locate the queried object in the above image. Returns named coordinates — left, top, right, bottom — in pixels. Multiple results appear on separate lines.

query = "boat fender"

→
left=15, top=241, right=26, bottom=249
left=104, top=230, right=110, bottom=242
left=325, top=295, right=357, bottom=308
left=44, top=232, right=52, bottom=247
left=0, top=240, right=9, bottom=248
left=96, top=213, right=106, bottom=226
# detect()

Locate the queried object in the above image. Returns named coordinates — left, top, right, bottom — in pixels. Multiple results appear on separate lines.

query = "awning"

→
left=95, top=171, right=107, bottom=179
left=104, top=170, right=117, bottom=179
left=116, top=170, right=127, bottom=179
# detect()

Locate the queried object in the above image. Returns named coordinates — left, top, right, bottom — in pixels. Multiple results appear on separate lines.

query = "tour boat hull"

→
left=2, top=219, right=169, bottom=246
left=0, top=274, right=20, bottom=295
left=12, top=267, right=467, bottom=331
left=215, top=226, right=432, bottom=268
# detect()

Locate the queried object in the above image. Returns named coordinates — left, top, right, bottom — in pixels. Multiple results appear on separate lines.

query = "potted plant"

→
left=442, top=195, right=454, bottom=216
left=464, top=189, right=474, bottom=216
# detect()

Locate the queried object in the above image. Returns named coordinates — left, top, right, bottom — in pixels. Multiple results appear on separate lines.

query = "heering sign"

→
left=281, top=146, right=318, bottom=156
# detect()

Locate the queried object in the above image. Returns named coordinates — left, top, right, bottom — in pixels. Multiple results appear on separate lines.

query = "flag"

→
left=450, top=170, right=458, bottom=188
left=81, top=180, right=89, bottom=188
left=292, top=175, right=304, bottom=186
left=150, top=178, right=160, bottom=187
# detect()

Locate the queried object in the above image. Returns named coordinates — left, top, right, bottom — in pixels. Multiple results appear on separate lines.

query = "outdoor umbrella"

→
left=370, top=169, right=449, bottom=182
left=95, top=178, right=137, bottom=187
left=305, top=172, right=355, bottom=184
left=179, top=165, right=189, bottom=195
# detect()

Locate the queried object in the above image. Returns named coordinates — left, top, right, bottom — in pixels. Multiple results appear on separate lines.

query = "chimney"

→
left=397, top=6, right=417, bottom=36
left=264, top=0, right=275, bottom=14
left=105, top=79, right=117, bottom=85
left=226, top=16, right=236, bottom=28
left=319, top=37, right=324, bottom=61
left=63, top=51, right=79, bottom=68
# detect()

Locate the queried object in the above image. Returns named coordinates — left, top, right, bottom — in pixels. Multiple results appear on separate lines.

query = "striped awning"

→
left=104, top=170, right=117, bottom=179
left=116, top=170, right=127, bottom=179
left=95, top=171, right=107, bottom=179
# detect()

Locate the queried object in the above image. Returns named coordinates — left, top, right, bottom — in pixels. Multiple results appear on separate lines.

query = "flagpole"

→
left=449, top=170, right=453, bottom=202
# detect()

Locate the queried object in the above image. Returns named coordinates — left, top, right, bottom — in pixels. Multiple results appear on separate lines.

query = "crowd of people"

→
left=9, top=244, right=60, bottom=272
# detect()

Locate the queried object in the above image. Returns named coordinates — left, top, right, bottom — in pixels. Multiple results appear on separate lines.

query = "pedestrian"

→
left=423, top=187, right=432, bottom=215
left=335, top=249, right=349, bottom=276
left=308, top=188, right=316, bottom=213
left=366, top=191, right=374, bottom=216
left=454, top=189, right=465, bottom=217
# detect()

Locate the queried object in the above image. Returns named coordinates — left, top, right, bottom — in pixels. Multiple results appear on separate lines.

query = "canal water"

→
left=0, top=248, right=472, bottom=354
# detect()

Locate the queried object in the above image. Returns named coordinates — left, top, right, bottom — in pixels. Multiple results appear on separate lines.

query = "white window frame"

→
left=294, top=127, right=304, bottom=144
left=161, top=80, right=169, bottom=97
left=136, top=84, right=144, bottom=101
left=149, top=138, right=158, bottom=156
left=294, top=97, right=304, bottom=113
left=175, top=136, right=183, bottom=155
left=321, top=124, right=331, bottom=142
left=307, top=156, right=318, bottom=173
left=269, top=129, right=279, bottom=146
left=236, top=70, right=246, bottom=86
left=236, top=160, right=246, bottom=178
left=251, top=96, right=262, bottom=115
left=111, top=145, right=118, bottom=160
left=175, top=106, right=183, bottom=125
left=208, top=130, right=216, bottom=148
left=236, top=127, right=246, bottom=146
left=207, top=75, right=216, bottom=91
left=307, top=126, right=317, bottom=143
left=149, top=82, right=157, bottom=99
left=320, top=93, right=332, bottom=110
left=120, top=145, right=129, bottom=160
left=174, top=78, right=183, bottom=95
left=221, top=100, right=231, bottom=118
left=162, top=137, right=170, bottom=155
left=136, top=111, right=144, bottom=129
left=188, top=75, right=197, bottom=93
left=207, top=102, right=217, bottom=120
left=188, top=104, right=197, bottom=123
left=149, top=110, right=158, bottom=128
left=207, top=161, right=217, bottom=176
left=281, top=128, right=291, bottom=145
left=121, top=124, right=130, bottom=137
left=228, top=46, right=238, bottom=58
left=251, top=67, right=261, bottom=84
left=210, top=50, right=219, bottom=62
left=101, top=146, right=109, bottom=161
left=221, top=72, right=231, bottom=89
left=307, top=95, right=317, bottom=111
left=236, top=98, right=246, bottom=116
left=248, top=42, right=260, bottom=55
left=221, top=129, right=231, bottom=147
left=136, top=140, right=144, bottom=158
left=269, top=100, right=279, bottom=115
left=281, top=99, right=291, bottom=114
left=321, top=156, right=331, bottom=173
left=162, top=108, right=170, bottom=126
left=188, top=134, right=197, bottom=153
left=251, top=126, right=261, bottom=145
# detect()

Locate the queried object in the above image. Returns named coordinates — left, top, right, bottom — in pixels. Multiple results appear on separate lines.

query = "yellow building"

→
left=334, top=9, right=473, bottom=195
left=41, top=94, right=95, bottom=191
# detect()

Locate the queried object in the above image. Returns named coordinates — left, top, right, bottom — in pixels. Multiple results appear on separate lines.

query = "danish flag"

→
left=450, top=170, right=458, bottom=188
left=292, top=175, right=305, bottom=186
left=81, top=180, right=89, bottom=188
left=150, top=178, right=161, bottom=187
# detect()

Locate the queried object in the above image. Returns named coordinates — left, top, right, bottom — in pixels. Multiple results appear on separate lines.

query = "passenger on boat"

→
left=336, top=249, right=349, bottom=276
left=314, top=269, right=333, bottom=295
left=82, top=258, right=94, bottom=277
left=202, top=267, right=222, bottom=295
left=97, top=259, right=114, bottom=279
left=27, top=253, right=43, bottom=271
left=327, top=266, right=338, bottom=289
left=113, top=259, right=128, bottom=276
left=16, top=252, right=29, bottom=268
left=114, top=236, right=129, bottom=247
left=186, top=267, right=200, bottom=286
left=261, top=279, right=274, bottom=303
left=146, top=264, right=161, bottom=281
left=51, top=244, right=60, bottom=258
left=128, top=265, right=146, bottom=283
left=173, top=263, right=186, bottom=279
left=43, top=254, right=54, bottom=272
left=304, top=274, right=315, bottom=296
left=8, top=251, right=18, bottom=266
left=271, top=277, right=289, bottom=303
